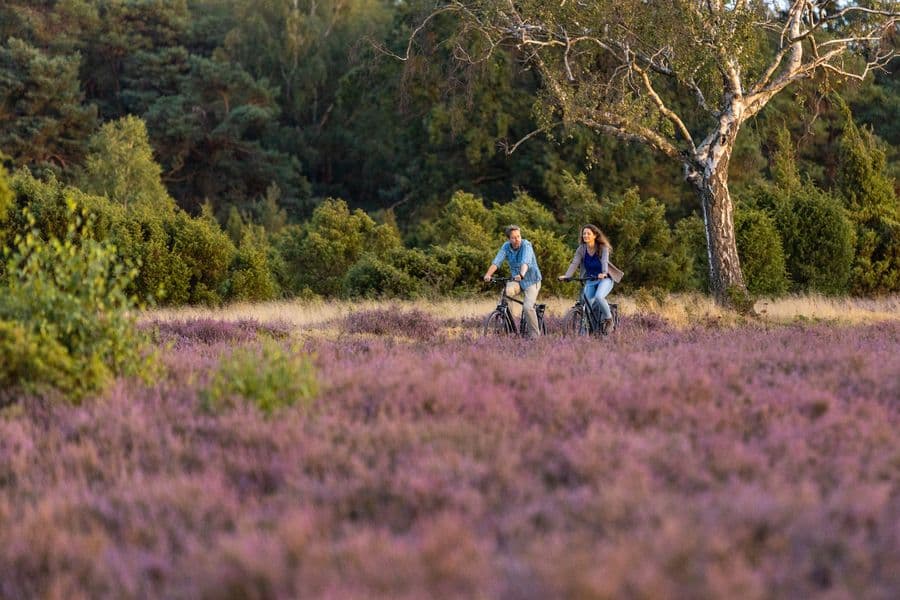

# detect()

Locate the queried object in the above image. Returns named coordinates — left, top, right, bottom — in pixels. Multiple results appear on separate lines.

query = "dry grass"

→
left=142, top=293, right=900, bottom=330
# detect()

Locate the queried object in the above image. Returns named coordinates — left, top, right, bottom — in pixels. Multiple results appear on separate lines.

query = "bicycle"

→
left=560, top=276, right=620, bottom=337
left=481, top=277, right=547, bottom=337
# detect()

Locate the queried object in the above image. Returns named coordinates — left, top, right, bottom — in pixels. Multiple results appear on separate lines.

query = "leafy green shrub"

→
left=420, top=191, right=497, bottom=251
left=491, top=191, right=560, bottom=235
left=431, top=242, right=493, bottom=292
left=673, top=208, right=790, bottom=297
left=0, top=319, right=74, bottom=399
left=552, top=170, right=604, bottom=228
left=167, top=207, right=236, bottom=305
left=0, top=204, right=150, bottom=402
left=229, top=224, right=280, bottom=302
left=5, top=170, right=244, bottom=306
left=284, top=199, right=401, bottom=296
left=835, top=105, right=900, bottom=294
left=202, top=340, right=318, bottom=415
left=598, top=188, right=692, bottom=292
left=753, top=184, right=855, bottom=295
left=734, top=206, right=789, bottom=296
left=384, top=247, right=460, bottom=294
left=343, top=254, right=419, bottom=298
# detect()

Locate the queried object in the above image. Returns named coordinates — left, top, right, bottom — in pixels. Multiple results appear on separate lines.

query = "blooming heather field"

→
left=2, top=301, right=900, bottom=598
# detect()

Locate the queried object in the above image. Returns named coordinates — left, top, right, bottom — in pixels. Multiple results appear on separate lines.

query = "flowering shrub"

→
left=342, top=308, right=441, bottom=340
left=143, top=317, right=290, bottom=348
left=0, top=320, right=898, bottom=597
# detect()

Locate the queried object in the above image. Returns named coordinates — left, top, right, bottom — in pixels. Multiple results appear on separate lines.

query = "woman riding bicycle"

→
left=559, top=224, right=615, bottom=334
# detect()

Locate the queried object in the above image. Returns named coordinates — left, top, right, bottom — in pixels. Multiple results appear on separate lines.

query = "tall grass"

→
left=144, top=293, right=900, bottom=330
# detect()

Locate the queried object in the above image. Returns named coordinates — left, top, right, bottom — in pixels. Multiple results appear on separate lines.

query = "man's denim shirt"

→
left=491, top=239, right=542, bottom=289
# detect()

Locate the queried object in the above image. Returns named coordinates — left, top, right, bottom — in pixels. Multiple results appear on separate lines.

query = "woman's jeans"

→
left=584, top=277, right=614, bottom=321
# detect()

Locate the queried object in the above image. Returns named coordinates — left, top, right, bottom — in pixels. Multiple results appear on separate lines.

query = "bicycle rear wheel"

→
left=562, top=307, right=588, bottom=337
left=482, top=310, right=513, bottom=336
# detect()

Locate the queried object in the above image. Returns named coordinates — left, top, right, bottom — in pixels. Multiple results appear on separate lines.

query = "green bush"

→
left=229, top=224, right=280, bottom=302
left=285, top=199, right=401, bottom=296
left=0, top=204, right=150, bottom=402
left=168, top=206, right=237, bottom=305
left=420, top=191, right=497, bottom=251
left=491, top=191, right=560, bottom=235
left=0, top=319, right=75, bottom=400
left=552, top=170, right=604, bottom=228
left=5, top=170, right=246, bottom=306
left=734, top=206, right=789, bottom=296
left=431, top=242, right=493, bottom=292
left=202, top=340, right=318, bottom=415
left=673, top=208, right=790, bottom=297
left=343, top=254, right=419, bottom=298
left=384, top=247, right=460, bottom=294
left=598, top=188, right=692, bottom=292
left=756, top=184, right=856, bottom=295
left=835, top=106, right=900, bottom=294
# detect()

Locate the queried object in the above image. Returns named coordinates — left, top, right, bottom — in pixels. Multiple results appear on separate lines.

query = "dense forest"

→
left=1, top=0, right=898, bottom=305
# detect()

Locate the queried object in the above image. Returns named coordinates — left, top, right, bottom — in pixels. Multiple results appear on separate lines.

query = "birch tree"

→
left=398, top=0, right=899, bottom=304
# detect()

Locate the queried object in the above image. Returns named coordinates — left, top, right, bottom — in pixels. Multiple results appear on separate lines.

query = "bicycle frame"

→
left=483, top=277, right=546, bottom=336
left=562, top=277, right=618, bottom=336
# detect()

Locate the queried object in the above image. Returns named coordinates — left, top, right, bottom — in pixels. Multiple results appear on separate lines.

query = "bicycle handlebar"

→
left=559, top=275, right=606, bottom=282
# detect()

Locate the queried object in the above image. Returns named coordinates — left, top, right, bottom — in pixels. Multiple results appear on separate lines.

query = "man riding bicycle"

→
left=483, top=225, right=543, bottom=338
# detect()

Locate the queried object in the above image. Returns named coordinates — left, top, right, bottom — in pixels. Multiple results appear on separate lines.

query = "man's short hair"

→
left=504, top=224, right=521, bottom=238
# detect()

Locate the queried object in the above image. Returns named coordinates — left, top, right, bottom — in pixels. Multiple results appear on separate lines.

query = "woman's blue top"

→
left=583, top=248, right=604, bottom=277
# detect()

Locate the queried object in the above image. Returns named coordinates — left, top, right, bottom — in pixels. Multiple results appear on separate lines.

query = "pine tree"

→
left=836, top=99, right=900, bottom=294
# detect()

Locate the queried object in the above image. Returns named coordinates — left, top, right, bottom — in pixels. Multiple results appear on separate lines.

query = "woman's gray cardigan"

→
left=563, top=244, right=609, bottom=279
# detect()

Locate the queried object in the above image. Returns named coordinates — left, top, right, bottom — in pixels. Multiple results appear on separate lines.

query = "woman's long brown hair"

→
left=581, top=224, right=611, bottom=252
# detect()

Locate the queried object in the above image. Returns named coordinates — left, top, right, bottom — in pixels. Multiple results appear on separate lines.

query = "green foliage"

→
left=0, top=319, right=75, bottom=400
left=675, top=206, right=790, bottom=297
left=383, top=247, right=460, bottom=294
left=0, top=203, right=150, bottom=402
left=552, top=170, right=603, bottom=227
left=168, top=207, right=237, bottom=304
left=5, top=171, right=244, bottom=306
left=598, top=188, right=692, bottom=292
left=769, top=126, right=802, bottom=191
left=431, top=242, right=493, bottom=292
left=343, top=254, right=419, bottom=299
left=0, top=161, right=11, bottom=224
left=734, top=206, right=789, bottom=297
left=0, top=37, right=96, bottom=174
left=202, top=340, right=318, bottom=415
left=835, top=102, right=900, bottom=294
left=282, top=199, right=401, bottom=296
left=491, top=190, right=561, bottom=234
left=673, top=215, right=709, bottom=292
left=423, top=191, right=497, bottom=250
left=753, top=184, right=855, bottom=295
left=79, top=115, right=174, bottom=211
left=230, top=224, right=280, bottom=302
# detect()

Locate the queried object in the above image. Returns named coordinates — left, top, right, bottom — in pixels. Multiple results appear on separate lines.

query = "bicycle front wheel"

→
left=482, top=311, right=513, bottom=336
left=562, top=307, right=588, bottom=337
